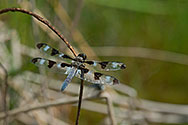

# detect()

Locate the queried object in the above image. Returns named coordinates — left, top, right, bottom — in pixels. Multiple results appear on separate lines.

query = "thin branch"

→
left=75, top=70, right=84, bottom=125
left=100, top=92, right=117, bottom=125
left=105, top=97, right=117, bottom=125
left=0, top=96, right=106, bottom=119
left=0, top=8, right=77, bottom=57
left=71, top=0, right=84, bottom=33
left=0, top=63, right=8, bottom=125
left=15, top=70, right=188, bottom=116
left=92, top=47, right=188, bottom=65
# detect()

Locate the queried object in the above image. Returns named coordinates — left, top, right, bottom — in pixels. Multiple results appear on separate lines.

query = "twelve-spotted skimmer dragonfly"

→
left=31, top=43, right=126, bottom=91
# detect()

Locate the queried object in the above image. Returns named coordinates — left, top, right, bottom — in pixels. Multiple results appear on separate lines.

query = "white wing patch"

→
left=43, top=45, right=50, bottom=51
left=105, top=76, right=111, bottom=83
left=112, top=62, right=118, bottom=68
left=59, top=53, right=64, bottom=57
left=39, top=59, right=46, bottom=65
left=93, top=62, right=97, bottom=66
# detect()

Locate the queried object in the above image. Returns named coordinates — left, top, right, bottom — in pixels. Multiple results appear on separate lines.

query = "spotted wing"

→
left=36, top=43, right=74, bottom=60
left=31, top=58, right=119, bottom=87
left=31, top=57, right=73, bottom=75
left=75, top=68, right=119, bottom=85
left=84, top=61, right=126, bottom=71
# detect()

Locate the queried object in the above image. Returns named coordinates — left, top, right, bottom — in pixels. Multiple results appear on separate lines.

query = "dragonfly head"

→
left=77, top=53, right=87, bottom=61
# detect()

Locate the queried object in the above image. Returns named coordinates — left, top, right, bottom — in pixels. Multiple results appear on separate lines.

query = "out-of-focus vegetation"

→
left=0, top=0, right=188, bottom=124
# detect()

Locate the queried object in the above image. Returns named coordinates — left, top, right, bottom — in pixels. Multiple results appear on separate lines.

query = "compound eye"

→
left=78, top=53, right=87, bottom=60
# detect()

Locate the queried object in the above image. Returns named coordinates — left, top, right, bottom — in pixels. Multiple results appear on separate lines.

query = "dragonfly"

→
left=31, top=43, right=126, bottom=91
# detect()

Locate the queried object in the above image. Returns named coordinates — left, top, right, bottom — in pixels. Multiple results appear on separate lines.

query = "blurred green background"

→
left=0, top=0, right=188, bottom=124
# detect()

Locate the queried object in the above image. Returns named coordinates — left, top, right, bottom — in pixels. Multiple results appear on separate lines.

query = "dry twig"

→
left=0, top=96, right=106, bottom=119
left=92, top=47, right=188, bottom=65
left=71, top=0, right=84, bottom=33
left=105, top=95, right=117, bottom=125
left=0, top=63, right=8, bottom=125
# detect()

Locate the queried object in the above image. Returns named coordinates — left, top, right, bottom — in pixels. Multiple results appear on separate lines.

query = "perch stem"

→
left=75, top=70, right=84, bottom=125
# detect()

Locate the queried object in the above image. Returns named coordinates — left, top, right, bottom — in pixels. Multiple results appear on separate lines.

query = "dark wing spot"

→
left=82, top=68, right=89, bottom=73
left=121, top=64, right=126, bottom=69
left=31, top=58, right=41, bottom=64
left=62, top=55, right=74, bottom=60
left=48, top=60, right=56, bottom=68
left=99, top=62, right=109, bottom=69
left=85, top=61, right=94, bottom=65
left=51, top=48, right=59, bottom=56
left=61, top=63, right=72, bottom=68
left=37, top=43, right=46, bottom=49
left=77, top=65, right=88, bottom=73
left=113, top=78, right=119, bottom=85
left=61, top=63, right=66, bottom=67
left=94, top=72, right=103, bottom=80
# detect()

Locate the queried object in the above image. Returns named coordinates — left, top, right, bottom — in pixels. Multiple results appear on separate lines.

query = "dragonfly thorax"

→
left=77, top=53, right=87, bottom=61
left=71, top=60, right=81, bottom=66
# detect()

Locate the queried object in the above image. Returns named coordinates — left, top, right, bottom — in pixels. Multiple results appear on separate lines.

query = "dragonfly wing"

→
left=31, top=57, right=73, bottom=74
left=84, top=61, right=126, bottom=71
left=61, top=67, right=77, bottom=91
left=36, top=43, right=74, bottom=60
left=75, top=68, right=119, bottom=85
